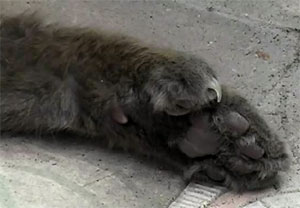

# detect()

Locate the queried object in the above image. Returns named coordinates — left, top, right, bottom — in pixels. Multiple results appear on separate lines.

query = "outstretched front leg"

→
left=0, top=13, right=221, bottom=136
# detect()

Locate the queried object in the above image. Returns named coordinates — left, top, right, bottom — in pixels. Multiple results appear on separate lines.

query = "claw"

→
left=111, top=104, right=128, bottom=124
left=208, top=78, right=222, bottom=103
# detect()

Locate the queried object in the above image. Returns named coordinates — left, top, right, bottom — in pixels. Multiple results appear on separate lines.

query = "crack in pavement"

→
left=82, top=172, right=115, bottom=187
left=174, top=1, right=300, bottom=32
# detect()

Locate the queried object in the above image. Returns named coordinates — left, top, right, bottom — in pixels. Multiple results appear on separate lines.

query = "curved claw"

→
left=208, top=78, right=222, bottom=103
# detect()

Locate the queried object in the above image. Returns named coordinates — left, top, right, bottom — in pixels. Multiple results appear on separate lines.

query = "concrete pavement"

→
left=0, top=0, right=299, bottom=207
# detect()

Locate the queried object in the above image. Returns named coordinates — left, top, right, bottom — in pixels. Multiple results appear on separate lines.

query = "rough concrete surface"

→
left=0, top=0, right=299, bottom=207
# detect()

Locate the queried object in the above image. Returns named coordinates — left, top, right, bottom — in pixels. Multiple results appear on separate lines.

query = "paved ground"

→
left=0, top=0, right=299, bottom=207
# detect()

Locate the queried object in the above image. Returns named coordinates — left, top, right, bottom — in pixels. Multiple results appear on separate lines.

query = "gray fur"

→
left=0, top=14, right=290, bottom=192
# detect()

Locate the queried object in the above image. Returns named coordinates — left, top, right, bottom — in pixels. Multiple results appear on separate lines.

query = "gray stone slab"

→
left=1, top=0, right=299, bottom=207
left=0, top=136, right=184, bottom=208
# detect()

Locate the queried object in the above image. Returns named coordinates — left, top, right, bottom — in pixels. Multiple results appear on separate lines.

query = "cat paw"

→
left=144, top=56, right=222, bottom=116
left=179, top=102, right=290, bottom=191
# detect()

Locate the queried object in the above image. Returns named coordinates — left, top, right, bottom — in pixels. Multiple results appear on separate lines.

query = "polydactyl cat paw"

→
left=179, top=101, right=290, bottom=191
